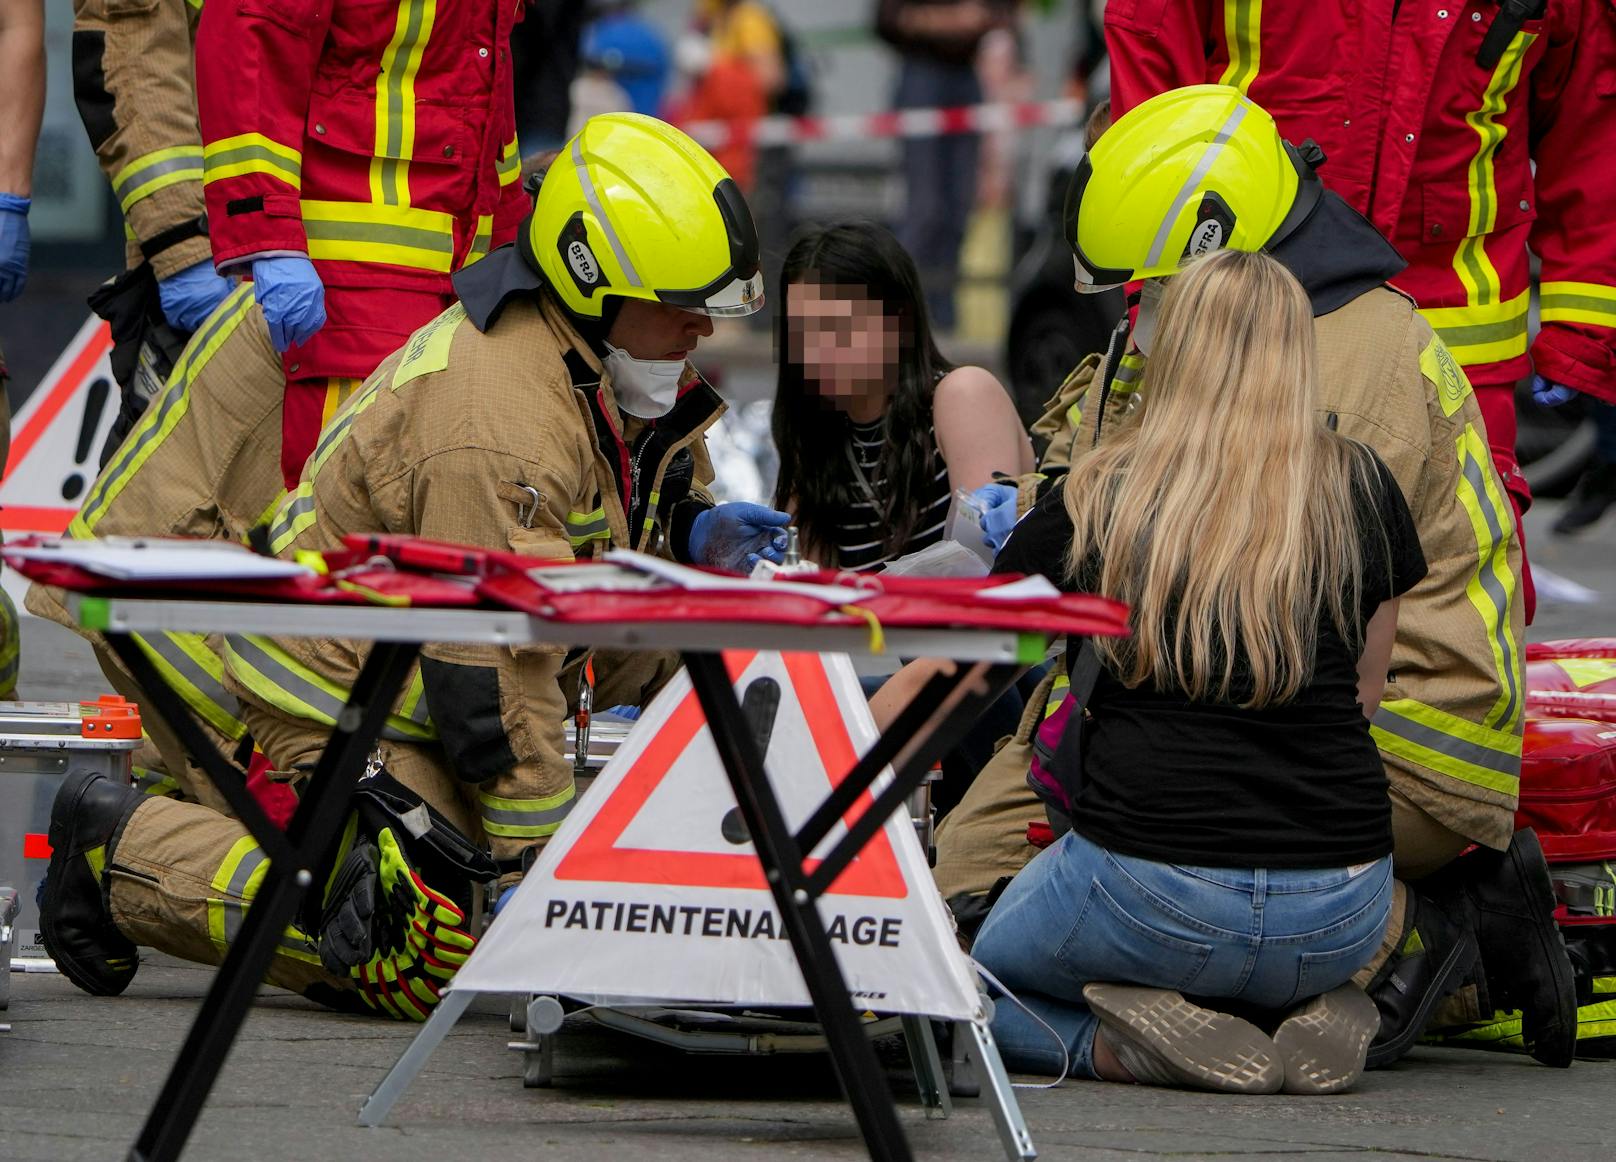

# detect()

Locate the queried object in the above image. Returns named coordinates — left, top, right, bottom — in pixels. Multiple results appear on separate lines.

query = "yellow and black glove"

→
left=317, top=827, right=477, bottom=1022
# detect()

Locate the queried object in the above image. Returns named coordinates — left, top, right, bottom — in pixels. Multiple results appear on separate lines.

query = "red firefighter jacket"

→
left=1107, top=0, right=1616, bottom=400
left=195, top=0, right=532, bottom=381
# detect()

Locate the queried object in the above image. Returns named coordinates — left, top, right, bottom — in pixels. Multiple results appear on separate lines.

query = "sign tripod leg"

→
left=901, top=1015, right=952, bottom=1119
left=964, top=1018, right=1037, bottom=1162
left=358, top=988, right=477, bottom=1127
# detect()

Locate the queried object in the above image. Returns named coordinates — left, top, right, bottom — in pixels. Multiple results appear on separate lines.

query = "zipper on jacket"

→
left=628, top=429, right=654, bottom=547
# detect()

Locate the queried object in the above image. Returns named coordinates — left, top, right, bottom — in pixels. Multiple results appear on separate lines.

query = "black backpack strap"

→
left=1046, top=637, right=1102, bottom=837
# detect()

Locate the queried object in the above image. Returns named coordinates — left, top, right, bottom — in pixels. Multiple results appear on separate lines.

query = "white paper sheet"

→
left=5, top=540, right=313, bottom=582
left=604, top=549, right=871, bottom=605
left=980, top=574, right=1063, bottom=601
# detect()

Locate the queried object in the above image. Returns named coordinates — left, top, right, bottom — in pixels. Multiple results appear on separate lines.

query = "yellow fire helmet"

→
left=523, top=113, right=764, bottom=319
left=1064, top=85, right=1324, bottom=291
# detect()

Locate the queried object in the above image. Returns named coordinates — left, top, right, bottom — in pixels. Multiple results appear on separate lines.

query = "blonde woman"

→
left=874, top=250, right=1423, bottom=1094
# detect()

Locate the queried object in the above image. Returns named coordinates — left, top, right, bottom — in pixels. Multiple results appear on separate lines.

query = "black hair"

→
left=770, top=221, right=953, bottom=563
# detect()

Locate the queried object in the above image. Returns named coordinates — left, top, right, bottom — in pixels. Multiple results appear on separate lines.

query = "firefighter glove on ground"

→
left=350, top=827, right=477, bottom=1021
left=251, top=256, right=327, bottom=352
left=157, top=259, right=234, bottom=334
left=689, top=502, right=790, bottom=572
left=971, top=482, right=1019, bottom=553
left=1532, top=375, right=1579, bottom=408
left=0, top=194, right=30, bottom=303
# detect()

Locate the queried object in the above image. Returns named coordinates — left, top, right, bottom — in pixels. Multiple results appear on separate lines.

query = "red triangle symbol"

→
left=554, top=651, right=908, bottom=898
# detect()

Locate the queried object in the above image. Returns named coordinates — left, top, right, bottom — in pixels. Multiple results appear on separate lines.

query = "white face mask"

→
left=603, top=342, right=686, bottom=419
left=1131, top=278, right=1166, bottom=357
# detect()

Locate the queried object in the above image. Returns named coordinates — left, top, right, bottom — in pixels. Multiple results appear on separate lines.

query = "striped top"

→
left=831, top=415, right=952, bottom=572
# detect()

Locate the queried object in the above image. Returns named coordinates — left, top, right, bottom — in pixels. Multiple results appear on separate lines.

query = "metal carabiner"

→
left=514, top=484, right=542, bottom=529
left=573, top=664, right=594, bottom=780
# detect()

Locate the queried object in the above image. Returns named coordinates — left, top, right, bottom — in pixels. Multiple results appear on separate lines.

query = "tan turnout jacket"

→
left=225, top=292, right=723, bottom=863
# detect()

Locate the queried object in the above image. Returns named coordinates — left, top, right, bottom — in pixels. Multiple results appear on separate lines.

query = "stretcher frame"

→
left=73, top=594, right=1047, bottom=1162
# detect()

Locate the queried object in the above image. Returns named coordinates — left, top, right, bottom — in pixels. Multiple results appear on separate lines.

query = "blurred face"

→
left=607, top=298, right=715, bottom=361
left=786, top=277, right=900, bottom=414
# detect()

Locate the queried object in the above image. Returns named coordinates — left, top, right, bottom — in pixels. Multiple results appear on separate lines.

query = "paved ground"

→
left=5, top=953, right=1616, bottom=1162
left=3, top=498, right=1614, bottom=1162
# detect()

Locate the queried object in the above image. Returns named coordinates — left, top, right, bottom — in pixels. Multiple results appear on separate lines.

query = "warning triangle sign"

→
left=0, top=315, right=117, bottom=537
left=1, top=316, right=118, bottom=615
left=451, top=650, right=984, bottom=1020
left=553, top=650, right=905, bottom=897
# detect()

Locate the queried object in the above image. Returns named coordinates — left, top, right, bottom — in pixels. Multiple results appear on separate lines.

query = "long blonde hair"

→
left=1065, top=248, right=1377, bottom=708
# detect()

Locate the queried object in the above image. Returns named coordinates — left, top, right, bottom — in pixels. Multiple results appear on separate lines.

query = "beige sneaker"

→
left=1083, top=983, right=1283, bottom=1094
left=1273, top=983, right=1380, bottom=1095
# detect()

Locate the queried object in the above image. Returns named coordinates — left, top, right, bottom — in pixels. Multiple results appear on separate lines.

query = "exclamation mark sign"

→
left=61, top=376, right=111, bottom=501
left=720, top=677, right=782, bottom=846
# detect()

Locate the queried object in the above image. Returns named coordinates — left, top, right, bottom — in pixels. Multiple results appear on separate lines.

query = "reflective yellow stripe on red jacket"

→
left=1438, top=30, right=1536, bottom=368
left=1541, top=282, right=1616, bottom=332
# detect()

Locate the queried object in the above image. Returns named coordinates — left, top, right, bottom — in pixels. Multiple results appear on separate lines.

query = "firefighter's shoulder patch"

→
left=1420, top=334, right=1473, bottom=418
left=393, top=303, right=469, bottom=389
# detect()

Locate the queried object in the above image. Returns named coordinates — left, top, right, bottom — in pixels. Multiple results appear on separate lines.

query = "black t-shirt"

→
left=993, top=448, right=1427, bottom=867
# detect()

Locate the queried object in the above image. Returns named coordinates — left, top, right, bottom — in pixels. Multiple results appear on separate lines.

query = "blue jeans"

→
left=972, top=831, right=1393, bottom=1078
left=1593, top=399, right=1616, bottom=463
left=894, top=56, right=981, bottom=331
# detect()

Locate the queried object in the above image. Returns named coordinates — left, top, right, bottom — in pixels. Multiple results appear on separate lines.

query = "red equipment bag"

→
left=1518, top=638, right=1616, bottom=916
left=1518, top=715, right=1616, bottom=866
left=1516, top=713, right=1616, bottom=1058
left=1518, top=641, right=1616, bottom=921
left=1525, top=638, right=1616, bottom=722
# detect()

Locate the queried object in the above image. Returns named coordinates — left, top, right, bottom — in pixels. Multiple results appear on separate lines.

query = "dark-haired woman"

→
left=771, top=221, right=1033, bottom=573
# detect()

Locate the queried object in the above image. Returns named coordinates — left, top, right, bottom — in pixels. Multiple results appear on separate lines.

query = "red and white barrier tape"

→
left=679, top=97, right=1085, bottom=150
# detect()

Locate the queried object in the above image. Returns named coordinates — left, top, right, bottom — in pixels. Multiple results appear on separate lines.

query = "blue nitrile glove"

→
left=688, top=502, right=791, bottom=573
left=493, top=884, right=518, bottom=917
left=1532, top=374, right=1579, bottom=408
left=157, top=258, right=234, bottom=333
left=252, top=255, right=327, bottom=352
left=602, top=704, right=642, bottom=721
left=0, top=194, right=31, bottom=303
left=972, top=482, right=1019, bottom=554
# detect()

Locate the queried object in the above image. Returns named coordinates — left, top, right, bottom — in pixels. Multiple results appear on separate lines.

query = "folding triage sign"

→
left=450, top=650, right=985, bottom=1021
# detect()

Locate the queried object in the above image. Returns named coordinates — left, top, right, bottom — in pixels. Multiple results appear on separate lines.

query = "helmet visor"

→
left=662, top=270, right=766, bottom=317
left=1064, top=156, right=1134, bottom=292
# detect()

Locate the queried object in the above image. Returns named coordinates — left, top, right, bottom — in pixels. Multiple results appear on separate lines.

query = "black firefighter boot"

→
left=1425, top=829, right=1578, bottom=1067
left=1364, top=889, right=1480, bottom=1069
left=39, top=770, right=145, bottom=996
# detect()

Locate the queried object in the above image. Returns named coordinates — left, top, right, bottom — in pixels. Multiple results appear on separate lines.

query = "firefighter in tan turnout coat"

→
left=37, top=115, right=789, bottom=1020
left=938, top=87, right=1576, bottom=1069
